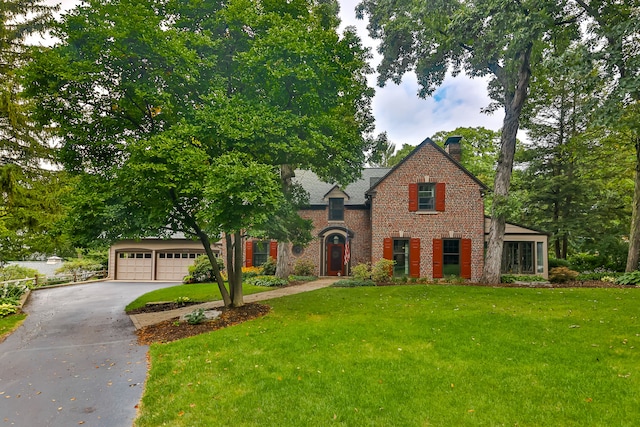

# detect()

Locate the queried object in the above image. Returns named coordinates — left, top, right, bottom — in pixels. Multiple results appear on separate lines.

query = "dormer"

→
left=323, top=185, right=350, bottom=221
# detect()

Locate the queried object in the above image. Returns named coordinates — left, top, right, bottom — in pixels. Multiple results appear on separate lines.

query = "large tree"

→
left=357, top=0, right=579, bottom=283
left=570, top=1, right=640, bottom=271
left=26, top=0, right=374, bottom=304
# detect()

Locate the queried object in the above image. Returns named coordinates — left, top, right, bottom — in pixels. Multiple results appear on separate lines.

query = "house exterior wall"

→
left=370, top=143, right=485, bottom=281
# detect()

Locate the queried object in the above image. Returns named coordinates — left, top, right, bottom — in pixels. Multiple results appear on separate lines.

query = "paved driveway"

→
left=0, top=281, right=176, bottom=427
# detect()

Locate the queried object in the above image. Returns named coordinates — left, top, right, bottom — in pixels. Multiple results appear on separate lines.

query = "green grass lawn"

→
left=125, top=282, right=273, bottom=312
left=135, top=285, right=640, bottom=426
left=0, top=313, right=27, bottom=342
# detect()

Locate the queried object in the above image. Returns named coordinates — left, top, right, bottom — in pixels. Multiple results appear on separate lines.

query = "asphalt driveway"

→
left=0, top=281, right=176, bottom=427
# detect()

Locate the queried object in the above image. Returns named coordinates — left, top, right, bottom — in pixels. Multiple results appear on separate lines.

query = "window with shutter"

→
left=410, top=182, right=445, bottom=212
left=433, top=239, right=443, bottom=278
left=409, top=238, right=420, bottom=278
left=245, top=240, right=254, bottom=267
left=269, top=241, right=278, bottom=260
left=461, top=239, right=472, bottom=279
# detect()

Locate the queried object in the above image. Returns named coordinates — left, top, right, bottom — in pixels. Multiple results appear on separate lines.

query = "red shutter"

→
left=383, top=238, right=393, bottom=260
left=408, top=183, right=418, bottom=212
left=433, top=239, right=443, bottom=278
left=435, top=182, right=446, bottom=211
left=269, top=241, right=278, bottom=260
left=461, top=239, right=472, bottom=279
left=409, top=238, right=421, bottom=278
left=245, top=240, right=253, bottom=267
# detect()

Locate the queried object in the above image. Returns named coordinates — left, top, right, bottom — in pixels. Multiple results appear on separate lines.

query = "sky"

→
left=48, top=0, right=505, bottom=148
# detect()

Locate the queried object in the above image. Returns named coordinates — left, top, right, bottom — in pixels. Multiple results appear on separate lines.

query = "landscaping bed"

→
left=136, top=303, right=270, bottom=345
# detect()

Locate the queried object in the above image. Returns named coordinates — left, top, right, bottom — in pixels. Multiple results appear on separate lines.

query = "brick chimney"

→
left=444, top=136, right=462, bottom=162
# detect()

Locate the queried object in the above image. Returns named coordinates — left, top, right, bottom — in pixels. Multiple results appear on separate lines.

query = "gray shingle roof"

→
left=293, top=168, right=391, bottom=206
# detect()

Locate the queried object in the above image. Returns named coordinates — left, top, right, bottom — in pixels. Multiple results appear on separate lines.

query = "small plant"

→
left=351, top=263, right=371, bottom=281
left=549, top=266, right=579, bottom=283
left=184, top=308, right=206, bottom=325
left=501, top=274, right=547, bottom=283
left=293, top=258, right=315, bottom=276
left=261, top=256, right=277, bottom=275
left=246, top=276, right=288, bottom=287
left=187, top=255, right=224, bottom=283
left=0, top=303, right=18, bottom=317
left=601, top=276, right=617, bottom=283
left=615, top=271, right=640, bottom=286
left=371, top=259, right=394, bottom=283
left=174, top=296, right=191, bottom=305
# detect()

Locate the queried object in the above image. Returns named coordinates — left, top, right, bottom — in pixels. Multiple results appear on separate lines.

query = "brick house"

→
left=245, top=137, right=548, bottom=281
left=109, top=137, right=548, bottom=281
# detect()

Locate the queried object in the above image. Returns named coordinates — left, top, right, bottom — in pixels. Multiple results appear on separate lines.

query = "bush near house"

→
left=293, top=258, right=315, bottom=277
left=371, top=259, right=394, bottom=283
left=184, top=255, right=225, bottom=284
left=549, top=267, right=580, bottom=283
left=261, top=256, right=277, bottom=276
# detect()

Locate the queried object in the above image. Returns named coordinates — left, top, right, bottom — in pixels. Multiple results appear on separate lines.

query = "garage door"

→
left=156, top=252, right=199, bottom=281
left=116, top=252, right=153, bottom=280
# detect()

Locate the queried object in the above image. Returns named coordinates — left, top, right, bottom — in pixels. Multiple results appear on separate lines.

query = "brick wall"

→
left=370, top=142, right=485, bottom=281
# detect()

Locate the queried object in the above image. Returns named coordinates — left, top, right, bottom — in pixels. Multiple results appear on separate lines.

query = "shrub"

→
left=1, top=282, right=29, bottom=300
left=568, top=253, right=609, bottom=273
left=55, top=258, right=103, bottom=276
left=242, top=266, right=263, bottom=279
left=351, top=263, right=371, bottom=281
left=0, top=265, right=39, bottom=282
left=371, top=259, right=394, bottom=283
left=548, top=258, right=570, bottom=269
left=293, top=258, right=315, bottom=276
left=601, top=276, right=617, bottom=283
left=184, top=308, right=206, bottom=325
left=245, top=275, right=288, bottom=287
left=261, top=256, right=277, bottom=275
left=549, top=267, right=579, bottom=283
left=331, top=279, right=375, bottom=287
left=0, top=303, right=18, bottom=317
left=187, top=255, right=224, bottom=283
left=288, top=275, right=317, bottom=282
left=615, top=271, right=640, bottom=286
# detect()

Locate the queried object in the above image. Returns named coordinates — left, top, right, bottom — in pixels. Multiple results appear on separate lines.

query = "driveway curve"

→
left=0, top=281, right=176, bottom=427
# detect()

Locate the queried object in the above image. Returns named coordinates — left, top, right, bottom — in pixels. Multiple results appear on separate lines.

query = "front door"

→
left=327, top=243, right=345, bottom=276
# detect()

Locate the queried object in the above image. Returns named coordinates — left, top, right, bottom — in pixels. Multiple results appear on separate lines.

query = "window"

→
left=329, top=198, right=344, bottom=221
left=502, top=242, right=534, bottom=274
left=443, top=239, right=460, bottom=276
left=418, top=183, right=435, bottom=210
left=536, top=242, right=544, bottom=274
left=393, top=239, right=410, bottom=277
left=253, top=241, right=269, bottom=266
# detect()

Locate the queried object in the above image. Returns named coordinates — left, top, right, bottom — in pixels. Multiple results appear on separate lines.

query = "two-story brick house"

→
left=109, top=137, right=548, bottom=280
left=244, top=137, right=548, bottom=281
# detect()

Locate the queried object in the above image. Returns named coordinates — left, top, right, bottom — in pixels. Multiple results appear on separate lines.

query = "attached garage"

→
left=109, top=238, right=221, bottom=281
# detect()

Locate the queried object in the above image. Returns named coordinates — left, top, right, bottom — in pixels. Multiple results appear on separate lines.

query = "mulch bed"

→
left=136, top=303, right=270, bottom=345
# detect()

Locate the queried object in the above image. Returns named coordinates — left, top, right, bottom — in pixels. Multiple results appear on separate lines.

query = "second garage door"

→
left=156, top=252, right=199, bottom=281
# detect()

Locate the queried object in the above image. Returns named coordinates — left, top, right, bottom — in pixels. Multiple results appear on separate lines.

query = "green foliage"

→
left=331, top=279, right=375, bottom=287
left=173, top=296, right=191, bottom=305
left=184, top=308, right=206, bottom=325
left=0, top=304, right=18, bottom=317
left=0, top=265, right=38, bottom=281
left=1, top=282, right=29, bottom=300
left=351, top=263, right=371, bottom=281
left=548, top=258, right=571, bottom=269
left=55, top=258, right=103, bottom=275
left=615, top=271, right=640, bottom=286
left=187, top=255, right=224, bottom=284
left=292, top=258, right=315, bottom=277
left=575, top=272, right=622, bottom=281
left=260, top=256, right=277, bottom=276
left=288, top=275, right=317, bottom=282
left=371, top=259, right=394, bottom=283
left=386, top=144, right=415, bottom=167
left=245, top=276, right=288, bottom=287
left=549, top=267, right=580, bottom=283
left=501, top=275, right=547, bottom=284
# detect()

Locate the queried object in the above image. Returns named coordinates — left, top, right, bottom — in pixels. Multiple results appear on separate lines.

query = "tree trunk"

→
left=626, top=135, right=640, bottom=272
left=232, top=231, right=244, bottom=307
left=198, top=230, right=231, bottom=306
left=482, top=45, right=532, bottom=284
left=276, top=164, right=295, bottom=279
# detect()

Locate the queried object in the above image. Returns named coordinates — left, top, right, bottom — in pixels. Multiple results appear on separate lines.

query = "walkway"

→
left=129, top=277, right=340, bottom=329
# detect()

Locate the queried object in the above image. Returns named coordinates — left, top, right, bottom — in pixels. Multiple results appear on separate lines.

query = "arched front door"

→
left=326, top=234, right=346, bottom=276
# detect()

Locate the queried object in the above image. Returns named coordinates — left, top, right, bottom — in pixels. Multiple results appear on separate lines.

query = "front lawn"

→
left=0, top=313, right=27, bottom=342
left=125, top=282, right=273, bottom=312
left=135, top=285, right=639, bottom=426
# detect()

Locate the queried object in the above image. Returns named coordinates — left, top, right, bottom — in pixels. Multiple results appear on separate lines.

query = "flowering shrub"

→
left=293, top=258, right=315, bottom=276
left=371, top=259, right=394, bottom=283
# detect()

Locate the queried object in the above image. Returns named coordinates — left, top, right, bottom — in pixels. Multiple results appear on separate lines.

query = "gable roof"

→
left=366, top=137, right=488, bottom=196
left=293, top=168, right=391, bottom=205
